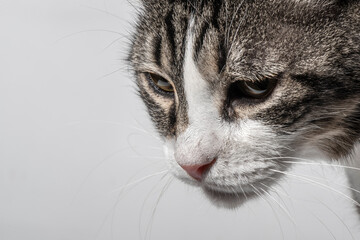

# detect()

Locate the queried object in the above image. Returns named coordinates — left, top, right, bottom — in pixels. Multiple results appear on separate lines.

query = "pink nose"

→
left=180, top=159, right=216, bottom=181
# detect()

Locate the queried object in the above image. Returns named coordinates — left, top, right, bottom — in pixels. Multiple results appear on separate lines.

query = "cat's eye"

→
left=146, top=73, right=174, bottom=93
left=239, top=79, right=277, bottom=99
left=227, top=78, right=277, bottom=105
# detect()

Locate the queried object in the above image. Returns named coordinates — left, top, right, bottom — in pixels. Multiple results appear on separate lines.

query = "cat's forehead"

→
left=133, top=0, right=340, bottom=82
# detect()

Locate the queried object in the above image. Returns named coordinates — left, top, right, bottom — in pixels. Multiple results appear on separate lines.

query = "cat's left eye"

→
left=146, top=73, right=174, bottom=93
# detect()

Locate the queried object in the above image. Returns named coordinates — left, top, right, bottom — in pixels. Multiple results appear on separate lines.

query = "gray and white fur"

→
left=129, top=0, right=360, bottom=208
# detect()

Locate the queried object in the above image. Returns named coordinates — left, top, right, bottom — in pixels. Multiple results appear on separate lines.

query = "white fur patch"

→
left=183, top=18, right=217, bottom=125
left=174, top=17, right=222, bottom=167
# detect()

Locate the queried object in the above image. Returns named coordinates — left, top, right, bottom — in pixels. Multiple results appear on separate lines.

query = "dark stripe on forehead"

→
left=165, top=9, right=176, bottom=63
left=153, top=35, right=162, bottom=67
left=211, top=0, right=222, bottom=29
left=194, top=1, right=224, bottom=60
left=217, top=37, right=226, bottom=73
left=179, top=16, right=189, bottom=61
left=194, top=22, right=209, bottom=59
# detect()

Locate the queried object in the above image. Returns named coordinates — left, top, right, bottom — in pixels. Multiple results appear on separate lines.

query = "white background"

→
left=1, top=0, right=359, bottom=239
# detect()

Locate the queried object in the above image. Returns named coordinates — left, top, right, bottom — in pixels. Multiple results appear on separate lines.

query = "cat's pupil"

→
left=244, top=81, right=268, bottom=94
left=242, top=80, right=273, bottom=97
left=157, top=79, right=172, bottom=89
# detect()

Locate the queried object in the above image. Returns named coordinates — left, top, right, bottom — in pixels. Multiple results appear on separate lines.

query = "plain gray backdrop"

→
left=1, top=0, right=360, bottom=239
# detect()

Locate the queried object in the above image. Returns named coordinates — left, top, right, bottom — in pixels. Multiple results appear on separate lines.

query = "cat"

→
left=128, top=0, right=360, bottom=209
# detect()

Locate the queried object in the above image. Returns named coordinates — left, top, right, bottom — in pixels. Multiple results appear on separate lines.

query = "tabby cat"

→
left=129, top=0, right=360, bottom=208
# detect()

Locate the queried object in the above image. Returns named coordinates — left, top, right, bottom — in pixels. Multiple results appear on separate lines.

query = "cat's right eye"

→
left=240, top=79, right=277, bottom=99
left=227, top=78, right=277, bottom=105
left=146, top=73, right=174, bottom=93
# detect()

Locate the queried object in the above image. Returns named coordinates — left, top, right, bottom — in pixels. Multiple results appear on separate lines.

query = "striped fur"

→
left=129, top=0, right=360, bottom=208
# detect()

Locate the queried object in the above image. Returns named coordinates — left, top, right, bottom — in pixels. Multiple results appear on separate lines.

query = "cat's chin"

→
left=202, top=187, right=257, bottom=209
left=176, top=176, right=256, bottom=208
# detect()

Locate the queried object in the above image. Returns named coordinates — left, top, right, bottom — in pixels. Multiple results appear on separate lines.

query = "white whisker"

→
left=259, top=186, right=296, bottom=226
left=316, top=200, right=355, bottom=240
left=283, top=160, right=360, bottom=172
left=145, top=177, right=173, bottom=240
left=112, top=170, right=168, bottom=193
left=260, top=182, right=295, bottom=216
left=139, top=173, right=170, bottom=240
left=309, top=210, right=337, bottom=240
left=250, top=184, right=285, bottom=240
left=80, top=4, right=126, bottom=23
left=271, top=169, right=360, bottom=208
left=72, top=147, right=131, bottom=203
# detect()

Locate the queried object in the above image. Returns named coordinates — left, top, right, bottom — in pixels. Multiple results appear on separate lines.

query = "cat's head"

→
left=129, top=0, right=360, bottom=207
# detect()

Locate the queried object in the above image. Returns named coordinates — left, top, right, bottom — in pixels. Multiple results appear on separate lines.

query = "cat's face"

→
left=129, top=0, right=360, bottom=207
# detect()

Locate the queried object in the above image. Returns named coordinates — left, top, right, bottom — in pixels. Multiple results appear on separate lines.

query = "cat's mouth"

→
left=174, top=162, right=284, bottom=208
left=176, top=174, right=257, bottom=207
